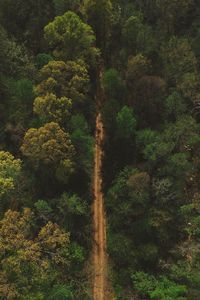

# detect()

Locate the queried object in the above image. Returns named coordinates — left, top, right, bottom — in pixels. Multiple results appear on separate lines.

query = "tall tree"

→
left=0, top=208, right=75, bottom=300
left=0, top=151, right=21, bottom=199
left=21, top=122, right=75, bottom=182
left=44, top=11, right=99, bottom=64
left=82, top=0, right=114, bottom=54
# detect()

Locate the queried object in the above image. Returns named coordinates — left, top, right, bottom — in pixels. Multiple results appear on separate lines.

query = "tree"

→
left=70, top=114, right=94, bottom=174
left=122, top=14, right=155, bottom=56
left=0, top=151, right=21, bottom=198
left=102, top=68, right=124, bottom=99
left=174, top=192, right=200, bottom=297
left=35, top=53, right=53, bottom=69
left=177, top=72, right=200, bottom=102
left=33, top=60, right=90, bottom=123
left=21, top=122, right=75, bottom=180
left=52, top=192, right=89, bottom=242
left=132, top=272, right=187, bottom=300
left=34, top=93, right=72, bottom=124
left=161, top=37, right=197, bottom=85
left=4, top=78, right=34, bottom=126
left=0, top=208, right=74, bottom=299
left=165, top=91, right=187, bottom=119
left=82, top=0, right=114, bottom=53
left=0, top=26, right=35, bottom=78
left=44, top=11, right=99, bottom=63
left=126, top=54, right=150, bottom=85
left=34, top=60, right=89, bottom=105
left=137, top=116, right=200, bottom=172
left=126, top=55, right=166, bottom=127
left=106, top=167, right=154, bottom=281
left=116, top=106, right=137, bottom=139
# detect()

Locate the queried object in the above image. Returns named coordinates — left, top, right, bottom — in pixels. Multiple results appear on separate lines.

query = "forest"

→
left=1, top=0, right=200, bottom=299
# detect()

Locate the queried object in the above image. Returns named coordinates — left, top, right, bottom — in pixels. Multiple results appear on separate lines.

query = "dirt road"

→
left=92, top=111, right=107, bottom=300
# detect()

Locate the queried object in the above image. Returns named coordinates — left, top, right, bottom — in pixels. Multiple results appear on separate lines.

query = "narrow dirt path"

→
left=92, top=66, right=107, bottom=300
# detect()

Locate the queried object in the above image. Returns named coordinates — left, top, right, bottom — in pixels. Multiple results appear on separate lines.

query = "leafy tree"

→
left=161, top=37, right=197, bottom=85
left=126, top=54, right=166, bottom=126
left=44, top=11, right=99, bottom=63
left=126, top=54, right=150, bottom=85
left=0, top=26, right=35, bottom=78
left=48, top=284, right=74, bottom=300
left=0, top=76, right=32, bottom=153
left=70, top=114, right=94, bottom=174
left=116, top=106, right=137, bottom=139
left=2, top=0, right=200, bottom=298
left=0, top=208, right=74, bottom=299
left=165, top=91, right=187, bottom=119
left=122, top=13, right=155, bottom=56
left=35, top=53, right=53, bottom=69
left=0, top=151, right=21, bottom=198
left=34, top=60, right=89, bottom=108
left=34, top=93, right=72, bottom=124
left=132, top=272, right=187, bottom=300
left=177, top=72, right=200, bottom=103
left=102, top=68, right=124, bottom=99
left=138, top=116, right=200, bottom=171
left=106, top=167, right=154, bottom=281
left=54, top=192, right=88, bottom=233
left=34, top=199, right=53, bottom=219
left=21, top=122, right=75, bottom=180
left=82, top=0, right=114, bottom=53
left=33, top=60, right=90, bottom=124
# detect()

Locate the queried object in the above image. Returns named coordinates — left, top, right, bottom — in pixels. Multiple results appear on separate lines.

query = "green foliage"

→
left=106, top=167, right=153, bottom=278
left=2, top=1, right=200, bottom=298
left=126, top=54, right=166, bottom=126
left=34, top=200, right=53, bottom=216
left=70, top=114, right=94, bottom=173
left=132, top=272, right=187, bottom=300
left=116, top=106, right=137, bottom=139
left=131, top=271, right=156, bottom=296
left=51, top=192, right=89, bottom=245
left=0, top=26, right=35, bottom=78
left=12, top=79, right=33, bottom=103
left=4, top=78, right=34, bottom=126
left=122, top=13, right=155, bottom=56
left=126, top=54, right=150, bottom=84
left=161, top=37, right=197, bottom=84
left=82, top=0, right=114, bottom=52
left=35, top=53, right=53, bottom=69
left=33, top=60, right=89, bottom=123
left=137, top=116, right=200, bottom=173
left=21, top=122, right=75, bottom=179
left=0, top=208, right=72, bottom=300
left=48, top=284, right=74, bottom=300
left=64, top=194, right=87, bottom=216
left=34, top=60, right=89, bottom=102
left=103, top=68, right=124, bottom=99
left=0, top=151, right=21, bottom=198
left=34, top=93, right=72, bottom=124
left=165, top=91, right=187, bottom=118
left=44, top=11, right=99, bottom=63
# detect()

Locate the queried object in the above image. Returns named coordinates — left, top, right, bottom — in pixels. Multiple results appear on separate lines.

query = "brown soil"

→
left=92, top=112, right=107, bottom=300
